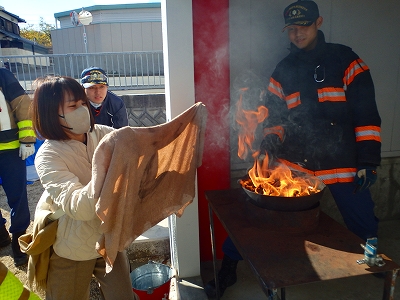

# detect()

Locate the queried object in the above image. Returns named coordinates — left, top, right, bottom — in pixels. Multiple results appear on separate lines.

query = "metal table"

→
left=206, top=188, right=400, bottom=300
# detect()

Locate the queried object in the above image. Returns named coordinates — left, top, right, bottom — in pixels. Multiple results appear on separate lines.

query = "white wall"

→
left=51, top=6, right=162, bottom=54
left=58, top=8, right=161, bottom=29
left=51, top=21, right=162, bottom=54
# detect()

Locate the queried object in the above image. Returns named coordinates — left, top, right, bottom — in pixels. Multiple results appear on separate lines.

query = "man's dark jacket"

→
left=264, top=31, right=381, bottom=184
left=90, top=91, right=128, bottom=129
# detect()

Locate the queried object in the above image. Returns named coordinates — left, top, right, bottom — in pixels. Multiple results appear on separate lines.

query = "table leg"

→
left=208, top=204, right=220, bottom=300
left=281, top=287, right=286, bottom=300
left=267, top=288, right=286, bottom=300
left=382, top=269, right=399, bottom=300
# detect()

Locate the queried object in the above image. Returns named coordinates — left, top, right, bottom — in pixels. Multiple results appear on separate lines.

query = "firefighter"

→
left=0, top=67, right=36, bottom=267
left=206, top=1, right=381, bottom=297
left=264, top=0, right=380, bottom=241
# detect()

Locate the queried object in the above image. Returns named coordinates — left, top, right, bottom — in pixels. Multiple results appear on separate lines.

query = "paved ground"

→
left=198, top=219, right=400, bottom=300
left=2, top=181, right=399, bottom=299
left=0, top=181, right=103, bottom=299
left=0, top=181, right=170, bottom=299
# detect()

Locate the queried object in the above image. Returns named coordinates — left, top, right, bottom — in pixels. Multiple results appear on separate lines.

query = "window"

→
left=5, top=20, right=12, bottom=32
left=12, top=23, right=20, bottom=35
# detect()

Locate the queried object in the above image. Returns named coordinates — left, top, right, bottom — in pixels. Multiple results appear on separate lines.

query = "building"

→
left=0, top=6, right=49, bottom=57
left=52, top=3, right=162, bottom=54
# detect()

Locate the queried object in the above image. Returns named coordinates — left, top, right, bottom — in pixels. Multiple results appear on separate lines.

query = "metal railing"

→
left=0, top=51, right=165, bottom=93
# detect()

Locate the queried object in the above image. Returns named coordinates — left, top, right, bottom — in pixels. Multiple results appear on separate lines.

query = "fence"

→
left=0, top=51, right=165, bottom=93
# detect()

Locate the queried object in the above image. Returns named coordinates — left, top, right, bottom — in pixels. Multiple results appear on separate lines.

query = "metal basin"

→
left=241, top=175, right=326, bottom=212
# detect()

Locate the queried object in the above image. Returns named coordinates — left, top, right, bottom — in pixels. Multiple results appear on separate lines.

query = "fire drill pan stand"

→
left=206, top=188, right=400, bottom=300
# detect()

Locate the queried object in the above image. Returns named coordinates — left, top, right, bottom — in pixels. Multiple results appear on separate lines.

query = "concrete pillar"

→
left=161, top=0, right=200, bottom=278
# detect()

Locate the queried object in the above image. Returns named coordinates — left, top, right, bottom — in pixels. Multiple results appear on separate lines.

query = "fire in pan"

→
left=239, top=167, right=326, bottom=212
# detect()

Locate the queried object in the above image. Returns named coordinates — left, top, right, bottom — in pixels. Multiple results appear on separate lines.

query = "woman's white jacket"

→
left=34, top=124, right=114, bottom=261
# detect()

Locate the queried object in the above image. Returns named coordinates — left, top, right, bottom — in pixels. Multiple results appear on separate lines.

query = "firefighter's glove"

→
left=19, top=143, right=35, bottom=160
left=353, top=166, right=377, bottom=193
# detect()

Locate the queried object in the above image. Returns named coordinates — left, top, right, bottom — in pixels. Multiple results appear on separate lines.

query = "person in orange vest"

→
left=0, top=67, right=36, bottom=267
left=206, top=1, right=381, bottom=297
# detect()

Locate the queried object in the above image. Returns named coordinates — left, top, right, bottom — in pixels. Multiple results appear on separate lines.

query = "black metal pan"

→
left=240, top=175, right=326, bottom=212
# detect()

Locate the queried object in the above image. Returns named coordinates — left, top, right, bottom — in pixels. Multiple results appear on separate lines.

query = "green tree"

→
left=20, top=17, right=55, bottom=47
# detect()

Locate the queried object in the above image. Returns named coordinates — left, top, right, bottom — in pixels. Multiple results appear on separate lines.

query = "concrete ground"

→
left=177, top=219, right=400, bottom=300
left=0, top=181, right=171, bottom=299
left=2, top=183, right=399, bottom=300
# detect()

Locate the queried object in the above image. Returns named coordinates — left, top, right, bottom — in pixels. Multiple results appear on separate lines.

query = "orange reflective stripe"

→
left=314, top=168, right=356, bottom=184
left=285, top=92, right=301, bottom=109
left=317, top=87, right=346, bottom=102
left=343, top=58, right=369, bottom=88
left=263, top=125, right=284, bottom=141
left=355, top=125, right=381, bottom=142
left=280, top=159, right=356, bottom=184
left=268, top=78, right=284, bottom=99
left=268, top=78, right=300, bottom=109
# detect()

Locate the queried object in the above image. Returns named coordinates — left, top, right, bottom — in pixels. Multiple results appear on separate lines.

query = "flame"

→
left=241, top=152, right=320, bottom=197
left=235, top=88, right=321, bottom=197
left=236, top=88, right=268, bottom=160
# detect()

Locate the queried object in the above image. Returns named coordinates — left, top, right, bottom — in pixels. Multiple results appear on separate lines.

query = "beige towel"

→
left=19, top=209, right=58, bottom=292
left=93, top=102, right=207, bottom=272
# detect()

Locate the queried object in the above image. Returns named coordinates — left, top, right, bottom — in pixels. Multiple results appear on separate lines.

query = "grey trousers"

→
left=46, top=250, right=138, bottom=300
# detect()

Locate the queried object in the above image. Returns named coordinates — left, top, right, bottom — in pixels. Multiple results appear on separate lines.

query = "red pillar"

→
left=193, top=0, right=230, bottom=261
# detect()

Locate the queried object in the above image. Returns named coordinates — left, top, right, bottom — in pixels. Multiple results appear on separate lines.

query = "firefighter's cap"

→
left=81, top=67, right=108, bottom=88
left=282, top=0, right=319, bottom=31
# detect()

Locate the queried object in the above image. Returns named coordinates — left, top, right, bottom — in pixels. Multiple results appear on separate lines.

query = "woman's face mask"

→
left=59, top=105, right=91, bottom=134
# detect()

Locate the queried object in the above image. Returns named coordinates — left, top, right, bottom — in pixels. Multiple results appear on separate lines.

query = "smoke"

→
left=207, top=100, right=231, bottom=150
left=232, top=70, right=268, bottom=111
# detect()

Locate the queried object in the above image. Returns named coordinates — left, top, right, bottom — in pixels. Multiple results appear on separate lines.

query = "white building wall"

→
left=51, top=6, right=162, bottom=54
left=58, top=8, right=161, bottom=29
left=51, top=21, right=162, bottom=54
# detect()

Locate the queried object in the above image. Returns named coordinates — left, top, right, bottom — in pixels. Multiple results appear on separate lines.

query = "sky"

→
left=1, top=0, right=158, bottom=29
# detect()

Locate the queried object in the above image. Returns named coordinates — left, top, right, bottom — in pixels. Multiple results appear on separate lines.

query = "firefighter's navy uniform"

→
left=265, top=30, right=381, bottom=240
left=0, top=68, right=36, bottom=265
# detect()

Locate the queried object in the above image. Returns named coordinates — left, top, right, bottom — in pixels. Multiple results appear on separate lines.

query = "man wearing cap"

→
left=263, top=0, right=380, bottom=240
left=206, top=1, right=382, bottom=298
left=81, top=67, right=129, bottom=129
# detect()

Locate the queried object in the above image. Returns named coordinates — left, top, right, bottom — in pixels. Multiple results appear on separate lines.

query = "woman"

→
left=31, top=76, right=137, bottom=300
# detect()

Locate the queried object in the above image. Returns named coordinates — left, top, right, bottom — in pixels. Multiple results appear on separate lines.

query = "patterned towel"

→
left=92, top=102, right=207, bottom=272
